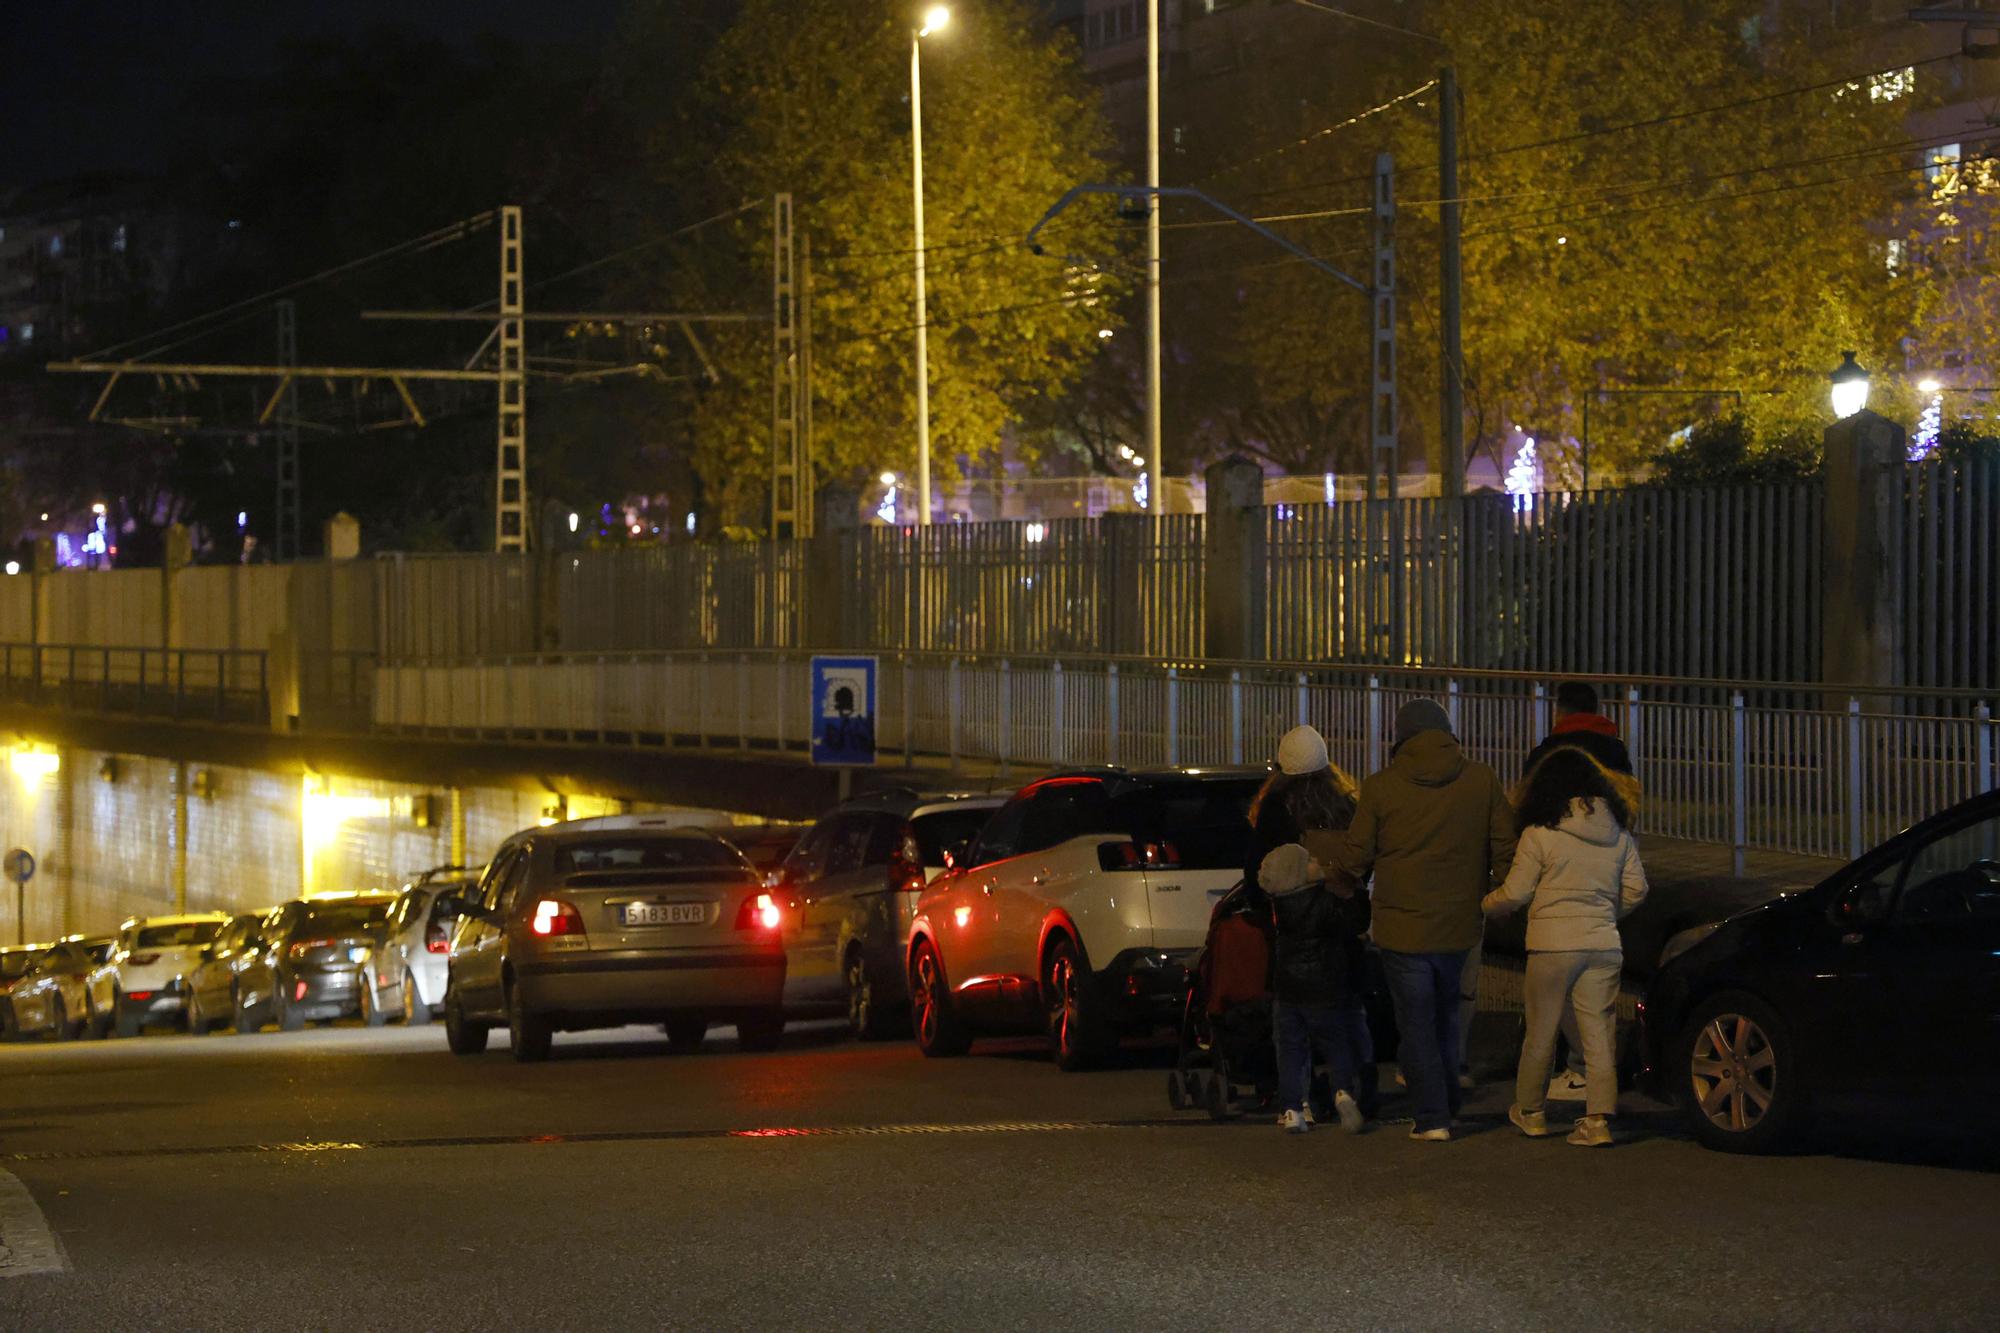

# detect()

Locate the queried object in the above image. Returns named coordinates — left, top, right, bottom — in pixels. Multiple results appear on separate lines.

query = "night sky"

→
left=0, top=0, right=625, bottom=187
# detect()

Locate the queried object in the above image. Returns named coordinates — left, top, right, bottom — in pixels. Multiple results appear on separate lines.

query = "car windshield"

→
left=0, top=952, right=34, bottom=980
left=555, top=839, right=745, bottom=875
left=1109, top=779, right=1261, bottom=870
left=136, top=922, right=222, bottom=948
left=298, top=904, right=390, bottom=934
left=912, top=809, right=997, bottom=866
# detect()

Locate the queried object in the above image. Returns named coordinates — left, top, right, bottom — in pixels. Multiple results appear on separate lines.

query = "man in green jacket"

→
left=1321, top=698, right=1516, bottom=1141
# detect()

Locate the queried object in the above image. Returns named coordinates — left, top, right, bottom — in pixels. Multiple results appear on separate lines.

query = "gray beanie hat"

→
left=1392, top=697, right=1453, bottom=750
left=1259, top=843, right=1319, bottom=896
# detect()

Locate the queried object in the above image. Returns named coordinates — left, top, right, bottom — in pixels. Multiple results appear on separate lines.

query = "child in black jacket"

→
left=1261, top=842, right=1372, bottom=1134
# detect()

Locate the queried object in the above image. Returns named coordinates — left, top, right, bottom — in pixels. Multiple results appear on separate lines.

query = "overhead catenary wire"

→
left=1193, top=77, right=1439, bottom=187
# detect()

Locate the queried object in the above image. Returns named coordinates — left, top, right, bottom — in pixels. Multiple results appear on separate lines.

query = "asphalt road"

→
left=2, top=1021, right=1997, bottom=1331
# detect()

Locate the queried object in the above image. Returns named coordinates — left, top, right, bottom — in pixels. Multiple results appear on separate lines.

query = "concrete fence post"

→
left=1167, top=667, right=1180, bottom=766
left=1846, top=698, right=1866, bottom=858
left=1821, top=410, right=1906, bottom=693
left=1731, top=692, right=1748, bottom=878
left=1050, top=660, right=1065, bottom=767
left=808, top=483, right=862, bottom=648
left=1107, top=663, right=1121, bottom=767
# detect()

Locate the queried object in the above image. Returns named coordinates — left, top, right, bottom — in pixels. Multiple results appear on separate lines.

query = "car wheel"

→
left=1678, top=990, right=1804, bottom=1154
left=908, top=940, right=971, bottom=1058
left=1167, top=1069, right=1191, bottom=1111
left=846, top=952, right=899, bottom=1042
left=232, top=987, right=264, bottom=1035
left=360, top=974, right=388, bottom=1028
left=48, top=995, right=69, bottom=1042
left=186, top=988, right=206, bottom=1036
left=663, top=1016, right=708, bottom=1053
left=89, top=1000, right=111, bottom=1040
left=505, top=978, right=552, bottom=1063
left=277, top=990, right=305, bottom=1033
left=735, top=1010, right=785, bottom=1053
left=1044, top=935, right=1114, bottom=1072
left=113, top=994, right=143, bottom=1039
left=444, top=986, right=489, bottom=1056
left=401, top=971, right=432, bottom=1026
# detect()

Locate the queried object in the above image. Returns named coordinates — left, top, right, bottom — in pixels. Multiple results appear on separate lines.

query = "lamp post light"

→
left=1829, top=351, right=1870, bottom=419
left=910, top=5, right=950, bottom=526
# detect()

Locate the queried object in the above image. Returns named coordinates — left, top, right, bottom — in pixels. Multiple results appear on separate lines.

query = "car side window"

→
left=480, top=849, right=520, bottom=911
left=783, top=821, right=837, bottom=883
left=825, top=816, right=873, bottom=876
left=970, top=798, right=1029, bottom=867
left=1017, top=781, right=1108, bottom=856
left=1896, top=811, right=2000, bottom=921
left=494, top=848, right=534, bottom=915
left=864, top=815, right=907, bottom=867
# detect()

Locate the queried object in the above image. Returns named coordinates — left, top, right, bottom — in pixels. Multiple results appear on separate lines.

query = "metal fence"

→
left=371, top=649, right=1998, bottom=868
left=0, top=643, right=270, bottom=725
left=553, top=543, right=803, bottom=651
left=839, top=514, right=1204, bottom=658
left=1901, top=456, right=1998, bottom=691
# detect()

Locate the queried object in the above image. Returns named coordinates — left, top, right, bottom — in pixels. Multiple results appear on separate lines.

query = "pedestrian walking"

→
left=1484, top=748, right=1649, bottom=1147
left=1519, top=681, right=1640, bottom=1102
left=1259, top=842, right=1370, bottom=1135
left=1245, top=726, right=1376, bottom=1119
left=1327, top=699, right=1515, bottom=1142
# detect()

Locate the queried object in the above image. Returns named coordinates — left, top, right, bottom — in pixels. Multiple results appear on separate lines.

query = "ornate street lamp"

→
left=1829, top=351, right=1870, bottom=419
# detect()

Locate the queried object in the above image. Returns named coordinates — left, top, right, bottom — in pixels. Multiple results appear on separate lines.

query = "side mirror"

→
left=1834, top=882, right=1889, bottom=930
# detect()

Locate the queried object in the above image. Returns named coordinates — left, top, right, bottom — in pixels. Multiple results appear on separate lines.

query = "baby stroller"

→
left=1166, top=880, right=1279, bottom=1120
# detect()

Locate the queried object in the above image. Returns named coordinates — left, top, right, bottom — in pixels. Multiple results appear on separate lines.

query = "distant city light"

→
left=1133, top=470, right=1149, bottom=510
left=629, top=523, right=642, bottom=536
left=1506, top=436, right=1538, bottom=512
left=236, top=511, right=248, bottom=529
left=3, top=562, right=17, bottom=577
left=1097, top=328, right=1114, bottom=339
left=567, top=512, right=579, bottom=533
left=685, top=512, right=696, bottom=534
left=1917, top=377, right=1942, bottom=393
left=1912, top=392, right=1944, bottom=460
left=9, top=746, right=60, bottom=782
left=919, top=5, right=950, bottom=37
left=879, top=470, right=898, bottom=486
left=91, top=502, right=106, bottom=516
left=1024, top=522, right=1047, bottom=544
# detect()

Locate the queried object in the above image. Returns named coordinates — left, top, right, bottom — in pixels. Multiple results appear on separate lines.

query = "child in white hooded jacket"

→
left=1484, top=748, right=1648, bottom=1146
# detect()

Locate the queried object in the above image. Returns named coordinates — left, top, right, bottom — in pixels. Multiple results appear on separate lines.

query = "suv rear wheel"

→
left=1677, top=990, right=1803, bottom=1154
left=909, top=939, right=971, bottom=1058
left=846, top=952, right=899, bottom=1042
left=401, top=971, right=431, bottom=1026
left=1044, top=935, right=1115, bottom=1072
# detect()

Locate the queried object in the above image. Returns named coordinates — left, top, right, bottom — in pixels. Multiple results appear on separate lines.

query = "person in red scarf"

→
left=1524, top=682, right=1633, bottom=781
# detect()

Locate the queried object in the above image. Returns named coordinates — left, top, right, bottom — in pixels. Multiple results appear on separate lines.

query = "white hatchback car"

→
left=361, top=869, right=478, bottom=1026
left=906, top=767, right=1263, bottom=1069
left=110, top=913, right=230, bottom=1036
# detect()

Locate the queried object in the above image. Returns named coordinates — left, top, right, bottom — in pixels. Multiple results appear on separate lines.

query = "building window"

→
left=48, top=233, right=63, bottom=257
left=1870, top=67, right=1915, bottom=102
left=1927, top=142, right=1962, bottom=184
left=18, top=323, right=31, bottom=343
left=112, top=224, right=128, bottom=253
left=1884, top=238, right=1905, bottom=275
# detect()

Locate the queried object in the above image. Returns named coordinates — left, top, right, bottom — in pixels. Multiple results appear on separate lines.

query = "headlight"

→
left=1658, top=922, right=1722, bottom=969
left=347, top=946, right=371, bottom=964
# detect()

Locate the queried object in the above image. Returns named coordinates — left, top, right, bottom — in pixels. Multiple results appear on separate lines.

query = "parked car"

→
left=70, top=936, right=120, bottom=1038
left=778, top=788, right=1007, bottom=1038
left=1640, top=789, right=2000, bottom=1153
left=233, top=895, right=397, bottom=1032
left=0, top=945, right=37, bottom=1037
left=441, top=816, right=787, bottom=1062
left=906, top=767, right=1264, bottom=1069
left=722, top=824, right=810, bottom=885
left=361, top=867, right=478, bottom=1026
left=2, top=941, right=96, bottom=1041
left=185, top=913, right=275, bottom=1034
left=109, top=913, right=230, bottom=1036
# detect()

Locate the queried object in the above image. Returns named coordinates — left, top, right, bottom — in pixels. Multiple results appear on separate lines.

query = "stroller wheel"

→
left=1167, top=1069, right=1191, bottom=1111
left=1206, top=1061, right=1235, bottom=1121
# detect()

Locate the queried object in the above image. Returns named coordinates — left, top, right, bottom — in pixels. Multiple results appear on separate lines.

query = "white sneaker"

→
left=1303, top=1105, right=1317, bottom=1127
left=1408, top=1126, right=1452, bottom=1142
left=1568, top=1115, right=1613, bottom=1147
left=1279, top=1109, right=1312, bottom=1134
left=1548, top=1070, right=1589, bottom=1101
left=1334, top=1090, right=1364, bottom=1133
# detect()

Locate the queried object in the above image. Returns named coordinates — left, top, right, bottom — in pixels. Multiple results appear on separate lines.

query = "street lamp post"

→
left=911, top=5, right=950, bottom=526
left=1144, top=0, right=1162, bottom=515
left=1829, top=351, right=1870, bottom=420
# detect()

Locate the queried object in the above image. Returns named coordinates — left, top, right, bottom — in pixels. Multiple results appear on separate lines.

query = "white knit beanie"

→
left=1260, top=843, right=1319, bottom=895
left=1276, top=724, right=1330, bottom=776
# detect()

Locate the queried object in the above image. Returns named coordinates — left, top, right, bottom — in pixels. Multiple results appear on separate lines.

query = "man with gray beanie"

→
left=1326, top=697, right=1516, bottom=1140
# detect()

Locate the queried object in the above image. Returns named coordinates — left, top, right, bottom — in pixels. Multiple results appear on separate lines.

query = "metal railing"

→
left=371, top=649, right=1998, bottom=870
left=0, top=643, right=270, bottom=725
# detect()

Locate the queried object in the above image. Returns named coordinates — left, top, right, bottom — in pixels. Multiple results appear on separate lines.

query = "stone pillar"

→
left=323, top=512, right=361, bottom=561
left=1203, top=455, right=1266, bottom=661
left=162, top=523, right=192, bottom=651
left=449, top=787, right=467, bottom=867
left=171, top=761, right=190, bottom=914
left=30, top=536, right=55, bottom=648
left=808, top=483, right=861, bottom=648
left=1820, top=409, right=1905, bottom=691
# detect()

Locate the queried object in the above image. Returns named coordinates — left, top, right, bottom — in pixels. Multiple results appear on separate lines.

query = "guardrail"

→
left=0, top=643, right=270, bottom=725
left=372, top=650, right=1999, bottom=871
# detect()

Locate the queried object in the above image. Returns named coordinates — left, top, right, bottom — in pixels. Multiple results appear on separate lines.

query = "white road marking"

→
left=0, top=1168, right=66, bottom=1277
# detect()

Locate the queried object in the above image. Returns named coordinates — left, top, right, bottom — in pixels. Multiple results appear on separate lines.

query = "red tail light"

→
left=1095, top=841, right=1182, bottom=873
left=294, top=979, right=309, bottom=1001
left=127, top=990, right=154, bottom=1001
left=127, top=953, right=161, bottom=966
left=530, top=899, right=586, bottom=937
left=426, top=937, right=450, bottom=954
left=288, top=937, right=335, bottom=960
left=735, top=892, right=782, bottom=932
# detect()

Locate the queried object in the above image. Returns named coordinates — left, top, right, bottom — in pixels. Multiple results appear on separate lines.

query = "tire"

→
left=114, top=995, right=143, bottom=1040
left=233, top=988, right=264, bottom=1036
left=663, top=1016, right=708, bottom=1053
left=89, top=1001, right=111, bottom=1040
left=186, top=988, right=207, bottom=1036
left=735, top=1010, right=785, bottom=1053
left=846, top=951, right=900, bottom=1042
left=276, top=991, right=305, bottom=1033
left=505, top=978, right=552, bottom=1063
left=444, top=987, right=489, bottom=1056
left=48, top=995, right=70, bottom=1042
left=359, top=974, right=388, bottom=1028
left=1167, top=1069, right=1191, bottom=1111
left=908, top=939, right=972, bottom=1058
left=400, top=971, right=432, bottom=1026
left=1043, top=935, right=1115, bottom=1072
left=1676, top=989, right=1805, bottom=1154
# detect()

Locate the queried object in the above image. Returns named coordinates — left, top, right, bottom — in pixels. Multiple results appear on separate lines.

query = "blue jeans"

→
left=1274, top=1000, right=1370, bottom=1114
left=1380, top=949, right=1469, bottom=1133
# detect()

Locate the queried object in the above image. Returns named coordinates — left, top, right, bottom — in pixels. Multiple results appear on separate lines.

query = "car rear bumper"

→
left=285, top=967, right=363, bottom=1021
left=517, top=947, right=785, bottom=1024
left=1101, top=948, right=1197, bottom=1027
left=120, top=982, right=186, bottom=1017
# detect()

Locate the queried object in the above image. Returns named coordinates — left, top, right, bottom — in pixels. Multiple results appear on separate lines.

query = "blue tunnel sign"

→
left=810, top=656, right=878, bottom=767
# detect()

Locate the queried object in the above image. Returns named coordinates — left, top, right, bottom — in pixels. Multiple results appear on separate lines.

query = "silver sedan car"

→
left=442, top=818, right=787, bottom=1062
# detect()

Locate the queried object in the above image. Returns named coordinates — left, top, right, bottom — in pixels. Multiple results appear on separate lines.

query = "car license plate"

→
left=623, top=902, right=706, bottom=927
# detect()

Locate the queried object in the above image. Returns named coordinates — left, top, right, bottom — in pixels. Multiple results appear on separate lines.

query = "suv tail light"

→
left=287, top=938, right=335, bottom=960
left=1096, top=841, right=1182, bottom=872
left=127, top=952, right=161, bottom=966
left=735, top=892, right=782, bottom=932
left=425, top=933, right=450, bottom=954
left=530, top=899, right=586, bottom=937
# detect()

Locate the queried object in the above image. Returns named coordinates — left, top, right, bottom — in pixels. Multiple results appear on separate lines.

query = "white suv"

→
left=110, top=913, right=230, bottom=1036
left=905, top=768, right=1262, bottom=1069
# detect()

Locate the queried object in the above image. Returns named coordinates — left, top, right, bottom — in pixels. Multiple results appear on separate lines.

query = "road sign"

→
left=3, top=848, right=33, bottom=885
left=810, top=656, right=878, bottom=767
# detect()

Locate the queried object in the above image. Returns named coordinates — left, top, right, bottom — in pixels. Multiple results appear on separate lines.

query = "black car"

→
left=235, top=896, right=398, bottom=1032
left=1640, top=789, right=2000, bottom=1152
